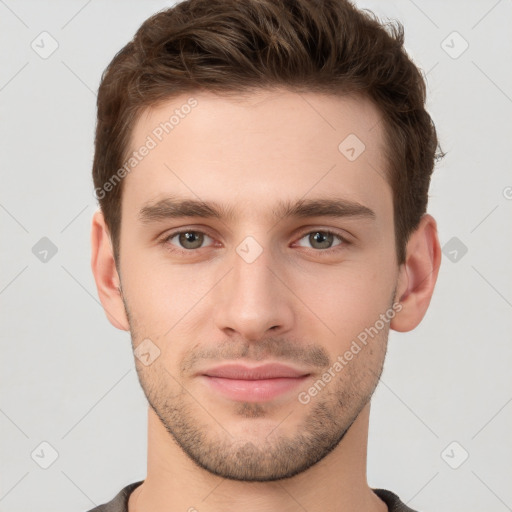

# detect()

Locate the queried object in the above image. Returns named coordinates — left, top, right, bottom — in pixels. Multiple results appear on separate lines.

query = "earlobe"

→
left=390, top=214, right=442, bottom=333
left=90, top=209, right=130, bottom=331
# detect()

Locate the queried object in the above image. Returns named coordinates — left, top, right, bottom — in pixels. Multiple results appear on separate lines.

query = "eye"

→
left=161, top=228, right=349, bottom=256
left=164, top=230, right=215, bottom=251
left=295, top=230, right=346, bottom=251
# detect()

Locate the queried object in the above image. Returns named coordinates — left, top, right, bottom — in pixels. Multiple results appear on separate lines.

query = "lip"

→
left=199, top=363, right=311, bottom=402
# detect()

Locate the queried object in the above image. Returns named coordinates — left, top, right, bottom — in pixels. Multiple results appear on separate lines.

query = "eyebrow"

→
left=138, top=196, right=376, bottom=224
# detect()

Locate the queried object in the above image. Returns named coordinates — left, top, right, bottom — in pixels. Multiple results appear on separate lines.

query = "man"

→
left=89, top=0, right=443, bottom=510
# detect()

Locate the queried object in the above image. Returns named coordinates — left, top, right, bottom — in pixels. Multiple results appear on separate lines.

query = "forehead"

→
left=123, top=89, right=392, bottom=225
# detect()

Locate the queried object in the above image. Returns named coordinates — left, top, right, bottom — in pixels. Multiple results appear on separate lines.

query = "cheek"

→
left=120, top=226, right=397, bottom=352
left=121, top=254, right=221, bottom=343
left=121, top=256, right=177, bottom=332
left=307, top=264, right=394, bottom=344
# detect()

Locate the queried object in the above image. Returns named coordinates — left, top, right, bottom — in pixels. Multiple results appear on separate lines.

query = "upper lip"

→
left=201, top=363, right=311, bottom=380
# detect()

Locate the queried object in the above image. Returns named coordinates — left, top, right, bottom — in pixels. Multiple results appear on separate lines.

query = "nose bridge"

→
left=233, top=237, right=275, bottom=297
left=214, top=234, right=293, bottom=339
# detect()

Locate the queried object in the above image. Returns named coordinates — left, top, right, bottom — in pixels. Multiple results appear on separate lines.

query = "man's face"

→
left=117, top=89, right=400, bottom=481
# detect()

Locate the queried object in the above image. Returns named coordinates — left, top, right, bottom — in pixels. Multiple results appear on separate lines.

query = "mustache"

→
left=179, top=337, right=331, bottom=374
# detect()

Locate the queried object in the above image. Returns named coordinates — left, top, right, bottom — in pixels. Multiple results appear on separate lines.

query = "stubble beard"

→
left=122, top=293, right=391, bottom=482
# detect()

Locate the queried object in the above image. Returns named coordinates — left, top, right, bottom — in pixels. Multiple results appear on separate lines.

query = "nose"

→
left=213, top=240, right=295, bottom=342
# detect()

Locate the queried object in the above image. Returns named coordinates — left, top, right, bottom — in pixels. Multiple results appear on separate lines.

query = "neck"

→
left=129, top=402, right=387, bottom=512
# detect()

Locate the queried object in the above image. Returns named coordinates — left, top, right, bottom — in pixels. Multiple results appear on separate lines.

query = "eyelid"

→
left=160, top=226, right=352, bottom=254
left=291, top=229, right=351, bottom=256
left=294, top=227, right=352, bottom=244
left=161, top=227, right=217, bottom=253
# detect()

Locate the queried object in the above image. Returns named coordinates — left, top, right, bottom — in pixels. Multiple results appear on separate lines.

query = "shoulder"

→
left=84, top=481, right=144, bottom=512
left=373, top=488, right=419, bottom=512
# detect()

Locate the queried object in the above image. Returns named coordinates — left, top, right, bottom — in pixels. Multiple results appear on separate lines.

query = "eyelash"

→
left=160, top=228, right=351, bottom=257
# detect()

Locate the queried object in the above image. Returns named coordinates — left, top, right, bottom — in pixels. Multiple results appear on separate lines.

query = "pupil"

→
left=180, top=231, right=202, bottom=249
left=312, top=231, right=331, bottom=248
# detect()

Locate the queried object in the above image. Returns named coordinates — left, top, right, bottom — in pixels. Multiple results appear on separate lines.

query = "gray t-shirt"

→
left=86, top=481, right=418, bottom=511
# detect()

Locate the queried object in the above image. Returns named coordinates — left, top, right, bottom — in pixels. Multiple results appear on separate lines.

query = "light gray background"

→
left=1, top=1, right=511, bottom=511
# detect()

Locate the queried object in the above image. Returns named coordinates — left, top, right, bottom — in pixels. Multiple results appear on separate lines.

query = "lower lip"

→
left=201, top=375, right=310, bottom=402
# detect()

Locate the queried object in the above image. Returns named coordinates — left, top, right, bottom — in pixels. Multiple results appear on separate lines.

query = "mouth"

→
left=198, top=363, right=311, bottom=402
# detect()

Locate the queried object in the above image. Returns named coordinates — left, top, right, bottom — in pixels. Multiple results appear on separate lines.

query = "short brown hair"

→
left=92, top=0, right=443, bottom=265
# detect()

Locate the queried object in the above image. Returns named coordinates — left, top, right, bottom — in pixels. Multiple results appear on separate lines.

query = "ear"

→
left=390, top=213, right=442, bottom=332
left=90, top=209, right=130, bottom=331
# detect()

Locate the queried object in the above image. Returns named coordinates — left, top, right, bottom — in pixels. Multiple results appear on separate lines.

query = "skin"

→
left=91, top=89, right=441, bottom=512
